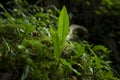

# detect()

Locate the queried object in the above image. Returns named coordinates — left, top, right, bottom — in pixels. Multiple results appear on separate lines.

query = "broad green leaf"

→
left=50, top=6, right=69, bottom=61
left=58, top=6, right=69, bottom=49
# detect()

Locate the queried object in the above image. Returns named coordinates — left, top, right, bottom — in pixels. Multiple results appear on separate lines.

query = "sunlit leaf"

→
left=50, top=6, right=69, bottom=61
left=58, top=6, right=69, bottom=48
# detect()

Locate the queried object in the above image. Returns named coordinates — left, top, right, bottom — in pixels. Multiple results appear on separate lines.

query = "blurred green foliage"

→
left=0, top=0, right=119, bottom=80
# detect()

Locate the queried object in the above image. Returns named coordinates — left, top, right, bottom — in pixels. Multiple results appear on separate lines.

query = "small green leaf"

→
left=74, top=42, right=85, bottom=57
left=93, top=45, right=107, bottom=52
left=61, top=59, right=81, bottom=76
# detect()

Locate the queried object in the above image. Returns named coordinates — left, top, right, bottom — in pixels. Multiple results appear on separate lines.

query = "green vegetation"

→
left=0, top=0, right=119, bottom=80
